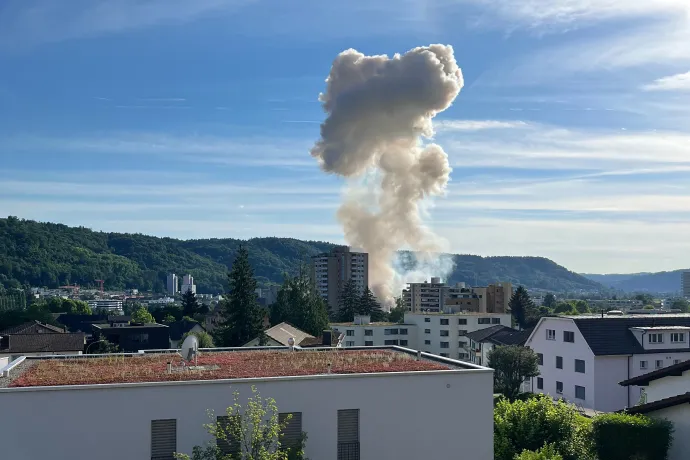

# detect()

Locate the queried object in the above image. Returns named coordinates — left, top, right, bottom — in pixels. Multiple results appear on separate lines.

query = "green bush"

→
left=494, top=394, right=593, bottom=460
left=515, top=444, right=563, bottom=460
left=591, top=413, right=673, bottom=460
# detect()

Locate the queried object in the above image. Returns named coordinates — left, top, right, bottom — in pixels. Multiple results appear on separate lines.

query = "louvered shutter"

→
left=279, top=412, right=303, bottom=449
left=216, top=416, right=241, bottom=456
left=337, top=409, right=360, bottom=460
left=151, top=419, right=177, bottom=460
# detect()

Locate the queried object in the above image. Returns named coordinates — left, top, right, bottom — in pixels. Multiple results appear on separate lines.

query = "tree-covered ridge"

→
left=0, top=217, right=603, bottom=294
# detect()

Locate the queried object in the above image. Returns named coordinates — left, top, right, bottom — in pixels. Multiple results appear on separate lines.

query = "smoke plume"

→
left=311, top=44, right=463, bottom=307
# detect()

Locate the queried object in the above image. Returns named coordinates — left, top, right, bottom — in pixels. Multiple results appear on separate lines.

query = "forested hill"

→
left=0, top=217, right=602, bottom=294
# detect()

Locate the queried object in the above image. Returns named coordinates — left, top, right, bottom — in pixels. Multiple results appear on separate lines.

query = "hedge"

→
left=515, top=444, right=563, bottom=460
left=591, top=413, right=674, bottom=460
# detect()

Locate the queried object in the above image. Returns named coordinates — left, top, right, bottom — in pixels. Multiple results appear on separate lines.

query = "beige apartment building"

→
left=310, top=246, right=369, bottom=312
left=403, top=278, right=512, bottom=314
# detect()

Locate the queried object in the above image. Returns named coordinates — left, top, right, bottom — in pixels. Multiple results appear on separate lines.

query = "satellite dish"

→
left=287, top=337, right=295, bottom=348
left=180, top=335, right=199, bottom=363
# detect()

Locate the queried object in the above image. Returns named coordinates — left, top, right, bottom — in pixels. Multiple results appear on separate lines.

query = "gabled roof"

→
left=0, top=333, right=85, bottom=353
left=489, top=328, right=533, bottom=346
left=465, top=325, right=507, bottom=343
left=262, top=322, right=314, bottom=346
left=0, top=321, right=65, bottom=335
left=168, top=319, right=204, bottom=341
left=557, top=315, right=690, bottom=356
left=623, top=392, right=690, bottom=415
left=620, top=359, right=690, bottom=387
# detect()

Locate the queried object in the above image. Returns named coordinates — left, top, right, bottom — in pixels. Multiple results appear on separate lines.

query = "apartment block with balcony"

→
left=402, top=279, right=512, bottom=314
left=310, top=246, right=369, bottom=312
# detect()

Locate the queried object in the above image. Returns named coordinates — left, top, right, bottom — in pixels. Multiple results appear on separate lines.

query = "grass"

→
left=9, top=350, right=451, bottom=387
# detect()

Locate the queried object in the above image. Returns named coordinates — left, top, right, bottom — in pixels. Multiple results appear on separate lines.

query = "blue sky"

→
left=1, top=0, right=690, bottom=274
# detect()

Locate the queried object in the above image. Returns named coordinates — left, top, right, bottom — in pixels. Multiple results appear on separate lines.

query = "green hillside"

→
left=0, top=217, right=602, bottom=294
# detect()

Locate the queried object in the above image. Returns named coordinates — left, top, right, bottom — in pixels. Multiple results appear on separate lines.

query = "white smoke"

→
left=310, top=44, right=463, bottom=308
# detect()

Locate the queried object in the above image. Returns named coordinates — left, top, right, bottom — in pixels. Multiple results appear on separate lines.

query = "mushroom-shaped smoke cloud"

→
left=311, top=44, right=463, bottom=308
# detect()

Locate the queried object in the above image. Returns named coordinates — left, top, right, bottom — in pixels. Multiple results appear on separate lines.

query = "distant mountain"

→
left=581, top=271, right=686, bottom=294
left=0, top=217, right=603, bottom=294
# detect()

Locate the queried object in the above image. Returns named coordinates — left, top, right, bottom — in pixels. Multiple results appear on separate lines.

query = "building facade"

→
left=311, top=246, right=369, bottom=312
left=181, top=274, right=196, bottom=295
left=331, top=312, right=512, bottom=361
left=0, top=348, right=495, bottom=460
left=167, top=274, right=178, bottom=296
left=525, top=314, right=690, bottom=412
left=402, top=279, right=512, bottom=314
left=86, top=299, right=124, bottom=313
left=683, top=272, right=690, bottom=298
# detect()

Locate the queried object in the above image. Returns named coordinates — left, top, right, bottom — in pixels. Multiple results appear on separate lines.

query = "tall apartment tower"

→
left=181, top=274, right=196, bottom=295
left=682, top=272, right=690, bottom=298
left=311, top=246, right=369, bottom=312
left=166, top=274, right=178, bottom=296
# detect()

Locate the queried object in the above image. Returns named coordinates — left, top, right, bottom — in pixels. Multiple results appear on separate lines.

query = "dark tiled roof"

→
left=1, top=333, right=85, bottom=353
left=623, top=392, right=690, bottom=415
left=465, top=325, right=509, bottom=343
left=168, top=319, right=203, bottom=341
left=620, top=359, right=690, bottom=386
left=572, top=315, right=690, bottom=356
left=108, top=315, right=131, bottom=323
left=0, top=321, right=65, bottom=335
left=489, top=328, right=533, bottom=346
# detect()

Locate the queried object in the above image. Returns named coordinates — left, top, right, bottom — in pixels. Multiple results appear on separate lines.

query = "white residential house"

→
left=466, top=325, right=532, bottom=366
left=331, top=312, right=512, bottom=361
left=525, top=314, right=690, bottom=412
left=619, top=359, right=690, bottom=460
left=0, top=347, right=495, bottom=460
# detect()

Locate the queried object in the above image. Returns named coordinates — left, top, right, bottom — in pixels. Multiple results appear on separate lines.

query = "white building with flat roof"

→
left=0, top=347, right=494, bottom=460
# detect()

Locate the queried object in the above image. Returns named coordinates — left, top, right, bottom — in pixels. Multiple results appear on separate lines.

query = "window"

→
left=478, top=318, right=491, bottom=324
left=563, top=331, right=575, bottom=343
left=424, top=329, right=431, bottom=334
left=575, top=359, right=585, bottom=373
left=440, top=330, right=449, bottom=337
left=346, top=330, right=354, bottom=336
left=656, top=360, right=664, bottom=369
left=384, top=340, right=398, bottom=345
left=649, top=333, right=664, bottom=344
left=440, top=318, right=449, bottom=325
left=674, top=359, right=681, bottom=365
left=491, top=318, right=501, bottom=324
left=399, top=328, right=408, bottom=335
left=459, top=341, right=467, bottom=348
left=216, top=416, right=240, bottom=457
left=537, top=377, right=543, bottom=390
left=384, top=328, right=399, bottom=335
left=440, top=353, right=449, bottom=357
left=640, top=360, right=648, bottom=369
left=400, top=340, right=408, bottom=346
left=364, top=341, right=373, bottom=346
left=440, top=342, right=450, bottom=348
left=556, top=381, right=563, bottom=394
left=424, top=317, right=431, bottom=322
left=458, top=318, right=468, bottom=325
left=537, top=353, right=544, bottom=365
left=546, top=329, right=556, bottom=340
left=337, top=409, right=360, bottom=460
left=459, top=352, right=469, bottom=359
left=424, top=340, right=431, bottom=345
left=132, top=333, right=149, bottom=344
left=346, top=341, right=355, bottom=347
left=364, top=329, right=373, bottom=336
left=575, top=385, right=586, bottom=400
left=279, top=412, right=303, bottom=452
left=458, top=329, right=467, bottom=336
left=151, top=419, right=177, bottom=460
left=556, top=356, right=563, bottom=369
left=671, top=332, right=685, bottom=343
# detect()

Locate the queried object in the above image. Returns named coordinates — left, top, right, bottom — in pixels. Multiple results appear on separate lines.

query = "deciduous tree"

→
left=131, top=306, right=155, bottom=324
left=488, top=345, right=539, bottom=401
left=271, top=268, right=329, bottom=337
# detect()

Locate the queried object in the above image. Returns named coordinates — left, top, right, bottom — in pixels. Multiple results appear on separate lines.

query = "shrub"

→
left=591, top=413, right=673, bottom=460
left=515, top=444, right=563, bottom=460
left=494, top=394, right=593, bottom=460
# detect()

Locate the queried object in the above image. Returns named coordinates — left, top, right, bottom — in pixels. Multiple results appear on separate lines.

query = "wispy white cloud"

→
left=643, top=71, right=690, bottom=91
left=434, top=119, right=527, bottom=132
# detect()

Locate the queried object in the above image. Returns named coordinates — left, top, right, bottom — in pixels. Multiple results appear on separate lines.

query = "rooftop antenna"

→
left=180, top=334, right=199, bottom=367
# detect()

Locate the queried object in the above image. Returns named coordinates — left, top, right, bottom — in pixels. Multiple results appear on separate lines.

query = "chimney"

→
left=322, top=330, right=333, bottom=346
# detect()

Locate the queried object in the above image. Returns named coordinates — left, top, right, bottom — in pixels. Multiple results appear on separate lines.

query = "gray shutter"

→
left=151, top=419, right=177, bottom=460
left=279, top=412, right=303, bottom=448
left=217, top=416, right=241, bottom=455
left=337, top=409, right=360, bottom=460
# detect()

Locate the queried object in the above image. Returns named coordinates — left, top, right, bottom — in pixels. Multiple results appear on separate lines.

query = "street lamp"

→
left=85, top=339, right=108, bottom=355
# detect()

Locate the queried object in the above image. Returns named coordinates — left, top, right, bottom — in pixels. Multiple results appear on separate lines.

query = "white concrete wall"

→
left=593, top=355, right=631, bottom=412
left=527, top=317, right=596, bottom=409
left=645, top=370, right=690, bottom=403
left=630, top=352, right=690, bottom=376
left=648, top=404, right=690, bottom=460
left=331, top=324, right=417, bottom=349
left=0, top=369, right=494, bottom=460
left=0, top=351, right=83, bottom=362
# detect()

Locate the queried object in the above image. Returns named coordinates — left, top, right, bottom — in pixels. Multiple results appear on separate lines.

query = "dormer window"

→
left=648, top=333, right=664, bottom=344
left=671, top=332, right=686, bottom=343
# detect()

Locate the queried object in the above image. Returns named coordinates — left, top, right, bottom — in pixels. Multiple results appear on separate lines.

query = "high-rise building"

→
left=682, top=272, right=690, bottom=298
left=402, top=279, right=512, bottom=314
left=311, top=246, right=369, bottom=312
left=181, top=274, right=196, bottom=295
left=166, top=274, right=178, bottom=296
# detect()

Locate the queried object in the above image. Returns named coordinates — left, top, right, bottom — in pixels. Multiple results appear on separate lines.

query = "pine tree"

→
left=336, top=279, right=360, bottom=323
left=270, top=266, right=329, bottom=337
left=358, top=287, right=385, bottom=322
left=181, top=288, right=201, bottom=317
left=215, top=246, right=264, bottom=347
left=510, top=286, right=537, bottom=329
